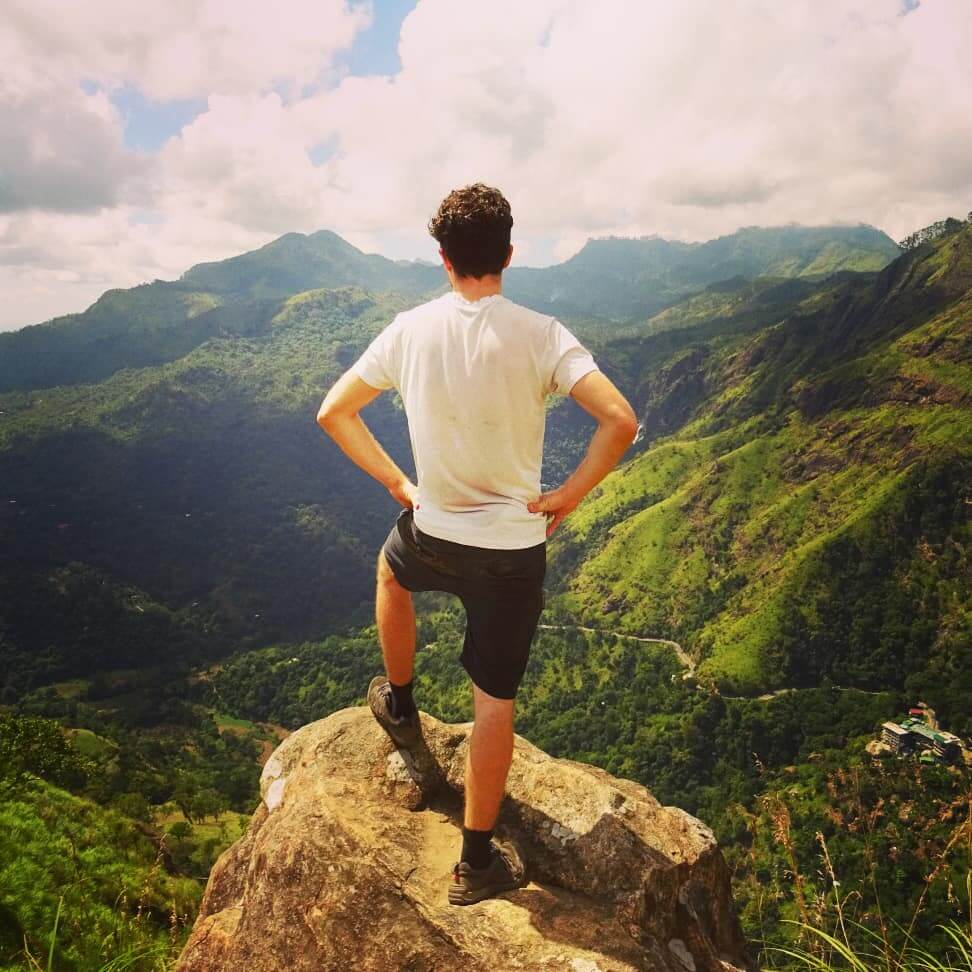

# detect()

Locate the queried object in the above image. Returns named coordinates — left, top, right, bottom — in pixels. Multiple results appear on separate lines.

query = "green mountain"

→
left=1, top=215, right=968, bottom=968
left=0, top=223, right=898, bottom=394
left=0, top=232, right=443, bottom=395
left=0, top=703, right=259, bottom=969
left=505, top=223, right=900, bottom=318
left=0, top=287, right=416, bottom=692
left=551, top=221, right=971, bottom=703
left=178, top=229, right=442, bottom=299
left=0, top=220, right=959, bottom=700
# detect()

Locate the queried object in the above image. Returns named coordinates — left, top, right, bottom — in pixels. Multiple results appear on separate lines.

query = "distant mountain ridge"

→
left=178, top=229, right=442, bottom=300
left=510, top=223, right=900, bottom=317
left=0, top=222, right=899, bottom=394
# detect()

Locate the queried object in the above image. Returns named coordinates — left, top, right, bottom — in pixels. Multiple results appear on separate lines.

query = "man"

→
left=317, top=183, right=638, bottom=906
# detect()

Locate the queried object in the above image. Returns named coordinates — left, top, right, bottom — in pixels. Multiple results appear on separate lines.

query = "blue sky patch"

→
left=341, top=0, right=417, bottom=77
left=81, top=3, right=417, bottom=156
left=109, top=84, right=207, bottom=152
left=309, top=134, right=341, bottom=167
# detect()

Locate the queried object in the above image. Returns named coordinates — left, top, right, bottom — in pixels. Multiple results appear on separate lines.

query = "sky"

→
left=2, top=0, right=971, bottom=332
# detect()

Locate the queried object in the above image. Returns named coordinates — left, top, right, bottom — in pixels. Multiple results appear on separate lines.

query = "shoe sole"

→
left=448, top=877, right=520, bottom=906
left=368, top=675, right=421, bottom=749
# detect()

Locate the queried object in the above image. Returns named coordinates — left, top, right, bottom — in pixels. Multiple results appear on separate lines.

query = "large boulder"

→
left=175, top=707, right=753, bottom=972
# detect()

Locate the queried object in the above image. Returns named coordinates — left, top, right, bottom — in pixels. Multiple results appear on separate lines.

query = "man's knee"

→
left=472, top=681, right=515, bottom=725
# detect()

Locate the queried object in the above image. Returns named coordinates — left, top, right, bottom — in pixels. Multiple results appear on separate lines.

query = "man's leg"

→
left=463, top=680, right=514, bottom=832
left=376, top=550, right=416, bottom=687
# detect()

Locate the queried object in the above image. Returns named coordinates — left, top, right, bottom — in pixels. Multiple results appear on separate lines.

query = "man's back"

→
left=351, top=290, right=599, bottom=549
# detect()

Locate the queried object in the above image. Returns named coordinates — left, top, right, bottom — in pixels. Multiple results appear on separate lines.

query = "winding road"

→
left=536, top=621, right=894, bottom=703
left=536, top=622, right=696, bottom=677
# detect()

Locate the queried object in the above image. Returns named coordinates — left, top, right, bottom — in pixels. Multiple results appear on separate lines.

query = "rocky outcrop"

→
left=175, top=707, right=753, bottom=972
left=637, top=346, right=711, bottom=442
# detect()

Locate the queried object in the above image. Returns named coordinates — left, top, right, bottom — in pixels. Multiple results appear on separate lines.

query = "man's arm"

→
left=316, top=370, right=418, bottom=509
left=527, top=371, right=638, bottom=536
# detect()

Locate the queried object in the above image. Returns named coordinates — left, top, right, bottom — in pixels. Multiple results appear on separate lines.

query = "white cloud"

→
left=158, top=93, right=334, bottom=234
left=2, top=0, right=971, bottom=331
left=0, top=81, right=147, bottom=213
left=4, top=0, right=370, bottom=100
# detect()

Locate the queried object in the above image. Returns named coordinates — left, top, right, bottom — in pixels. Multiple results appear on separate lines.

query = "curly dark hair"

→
left=427, top=183, right=513, bottom=279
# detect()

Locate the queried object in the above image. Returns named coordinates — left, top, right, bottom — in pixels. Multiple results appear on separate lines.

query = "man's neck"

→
left=451, top=272, right=502, bottom=302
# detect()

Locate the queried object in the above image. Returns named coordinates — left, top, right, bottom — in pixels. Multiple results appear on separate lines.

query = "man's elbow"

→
left=316, top=403, right=340, bottom=433
left=608, top=405, right=640, bottom=443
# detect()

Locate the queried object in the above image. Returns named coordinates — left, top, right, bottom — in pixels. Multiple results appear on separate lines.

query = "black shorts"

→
left=381, top=507, right=546, bottom=700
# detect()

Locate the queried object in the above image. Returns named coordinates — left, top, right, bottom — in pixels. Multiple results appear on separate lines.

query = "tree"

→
left=191, top=787, right=226, bottom=821
left=112, top=791, right=152, bottom=821
left=0, top=714, right=88, bottom=794
left=898, top=215, right=966, bottom=250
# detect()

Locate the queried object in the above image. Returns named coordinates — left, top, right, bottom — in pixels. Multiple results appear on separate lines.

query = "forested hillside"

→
left=0, top=222, right=903, bottom=692
left=0, top=222, right=897, bottom=394
left=555, top=221, right=972, bottom=702
left=1, top=217, right=969, bottom=969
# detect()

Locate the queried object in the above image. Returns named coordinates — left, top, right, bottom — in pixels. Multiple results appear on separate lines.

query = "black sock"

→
left=388, top=678, right=415, bottom=718
left=461, top=826, right=494, bottom=869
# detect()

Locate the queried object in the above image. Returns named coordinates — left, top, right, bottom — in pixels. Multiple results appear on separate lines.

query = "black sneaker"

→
left=368, top=675, right=421, bottom=749
left=448, top=840, right=526, bottom=906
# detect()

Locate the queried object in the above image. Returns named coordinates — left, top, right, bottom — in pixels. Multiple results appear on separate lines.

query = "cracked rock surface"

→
left=175, top=707, right=753, bottom=972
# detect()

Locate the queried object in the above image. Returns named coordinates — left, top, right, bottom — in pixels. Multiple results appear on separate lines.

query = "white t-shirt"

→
left=350, top=290, right=600, bottom=549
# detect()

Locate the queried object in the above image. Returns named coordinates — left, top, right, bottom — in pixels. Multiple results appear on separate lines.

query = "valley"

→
left=1, top=216, right=969, bottom=969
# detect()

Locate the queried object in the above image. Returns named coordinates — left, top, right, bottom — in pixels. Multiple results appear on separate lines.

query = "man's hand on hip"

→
left=389, top=477, right=419, bottom=510
left=528, top=372, right=639, bottom=537
left=528, top=487, right=580, bottom=537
